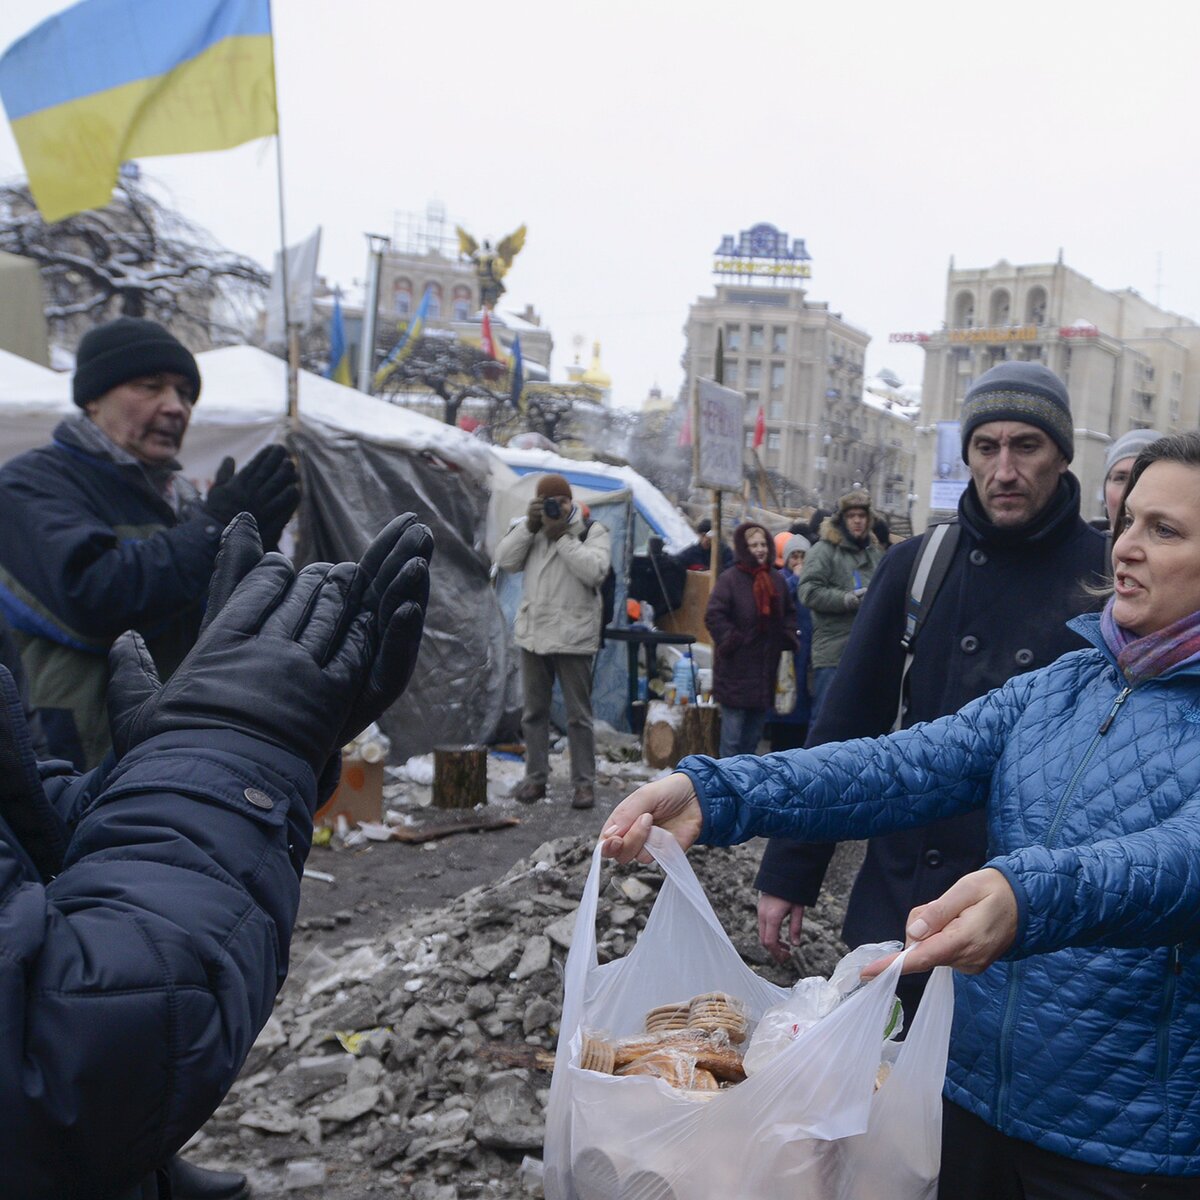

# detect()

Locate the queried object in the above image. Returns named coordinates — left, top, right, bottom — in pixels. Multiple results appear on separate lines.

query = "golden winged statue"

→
left=455, top=223, right=527, bottom=308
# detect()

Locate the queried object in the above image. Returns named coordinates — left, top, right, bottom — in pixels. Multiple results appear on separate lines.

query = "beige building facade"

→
left=683, top=229, right=913, bottom=514
left=908, top=258, right=1200, bottom=530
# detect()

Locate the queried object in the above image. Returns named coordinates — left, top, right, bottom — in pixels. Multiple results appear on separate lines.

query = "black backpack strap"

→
left=893, top=521, right=960, bottom=731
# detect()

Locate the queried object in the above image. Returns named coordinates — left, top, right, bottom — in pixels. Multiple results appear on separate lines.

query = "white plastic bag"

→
left=545, top=828, right=954, bottom=1200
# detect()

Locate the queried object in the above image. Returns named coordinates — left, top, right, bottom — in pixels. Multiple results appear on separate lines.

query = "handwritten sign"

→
left=695, top=378, right=746, bottom=492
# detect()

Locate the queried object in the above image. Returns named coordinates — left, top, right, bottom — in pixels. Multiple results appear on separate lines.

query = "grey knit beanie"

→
left=1103, top=428, right=1166, bottom=479
left=960, top=362, right=1072, bottom=462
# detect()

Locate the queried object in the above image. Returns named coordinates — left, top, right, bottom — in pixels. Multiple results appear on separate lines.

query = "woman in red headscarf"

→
left=704, top=522, right=798, bottom=756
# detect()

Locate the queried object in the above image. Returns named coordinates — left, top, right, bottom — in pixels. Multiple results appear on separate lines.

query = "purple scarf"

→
left=1099, top=598, right=1200, bottom=684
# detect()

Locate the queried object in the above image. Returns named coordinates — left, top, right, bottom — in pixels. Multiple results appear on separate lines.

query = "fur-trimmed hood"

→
left=818, top=513, right=880, bottom=549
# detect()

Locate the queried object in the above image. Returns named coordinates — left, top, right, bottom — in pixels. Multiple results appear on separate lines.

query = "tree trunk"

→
left=680, top=705, right=720, bottom=758
left=433, top=745, right=487, bottom=809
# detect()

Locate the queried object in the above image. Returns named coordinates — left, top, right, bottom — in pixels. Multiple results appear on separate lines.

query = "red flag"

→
left=677, top=406, right=692, bottom=447
left=481, top=309, right=498, bottom=359
left=753, top=404, right=765, bottom=450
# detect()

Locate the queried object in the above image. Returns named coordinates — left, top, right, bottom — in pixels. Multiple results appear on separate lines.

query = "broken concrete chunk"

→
left=510, top=935, right=551, bottom=981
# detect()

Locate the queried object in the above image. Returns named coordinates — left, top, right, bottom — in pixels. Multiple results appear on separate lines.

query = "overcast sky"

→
left=2, top=0, right=1198, bottom=408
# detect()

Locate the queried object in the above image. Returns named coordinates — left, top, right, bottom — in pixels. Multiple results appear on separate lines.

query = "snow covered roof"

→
left=0, top=349, right=71, bottom=409
left=861, top=374, right=921, bottom=420
left=491, top=444, right=695, bottom=553
left=193, top=346, right=493, bottom=479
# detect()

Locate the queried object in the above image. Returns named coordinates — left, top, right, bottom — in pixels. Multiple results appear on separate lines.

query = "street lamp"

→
left=357, top=232, right=391, bottom=394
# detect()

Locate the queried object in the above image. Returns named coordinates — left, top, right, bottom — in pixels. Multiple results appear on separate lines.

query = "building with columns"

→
left=682, top=223, right=914, bottom=514
left=905, top=256, right=1200, bottom=530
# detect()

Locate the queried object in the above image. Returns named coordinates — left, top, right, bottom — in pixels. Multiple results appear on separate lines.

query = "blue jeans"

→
left=719, top=706, right=767, bottom=757
left=810, top=666, right=839, bottom=724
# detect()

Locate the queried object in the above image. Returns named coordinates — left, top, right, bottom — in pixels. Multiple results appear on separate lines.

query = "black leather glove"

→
left=107, top=514, right=434, bottom=776
left=205, top=445, right=300, bottom=550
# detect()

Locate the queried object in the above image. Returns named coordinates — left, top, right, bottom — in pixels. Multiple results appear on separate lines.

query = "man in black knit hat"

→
left=0, top=318, right=299, bottom=776
left=754, top=361, right=1107, bottom=1023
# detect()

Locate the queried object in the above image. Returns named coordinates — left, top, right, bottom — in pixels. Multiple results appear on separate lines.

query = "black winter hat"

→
left=960, top=361, right=1072, bottom=463
left=73, top=318, right=201, bottom=409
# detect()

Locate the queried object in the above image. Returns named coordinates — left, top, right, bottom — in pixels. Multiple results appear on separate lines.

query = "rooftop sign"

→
left=713, top=223, right=811, bottom=283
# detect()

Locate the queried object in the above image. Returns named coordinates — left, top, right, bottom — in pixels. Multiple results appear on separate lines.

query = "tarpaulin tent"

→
left=190, top=348, right=519, bottom=760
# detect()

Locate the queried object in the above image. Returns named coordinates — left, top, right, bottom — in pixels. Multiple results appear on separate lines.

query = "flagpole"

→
left=268, top=1, right=298, bottom=424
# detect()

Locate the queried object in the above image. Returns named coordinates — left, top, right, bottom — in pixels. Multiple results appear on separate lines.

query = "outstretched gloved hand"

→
left=205, top=445, right=301, bottom=550
left=107, top=513, right=434, bottom=777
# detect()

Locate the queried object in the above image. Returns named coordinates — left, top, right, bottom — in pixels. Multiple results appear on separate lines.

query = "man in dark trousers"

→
left=755, top=362, right=1108, bottom=1016
left=0, top=317, right=299, bottom=771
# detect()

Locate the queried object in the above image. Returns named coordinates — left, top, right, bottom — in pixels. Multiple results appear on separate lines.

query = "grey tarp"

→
left=291, top=426, right=521, bottom=759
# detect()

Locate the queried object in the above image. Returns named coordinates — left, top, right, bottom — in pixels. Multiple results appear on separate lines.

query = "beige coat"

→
left=495, top=509, right=612, bottom=656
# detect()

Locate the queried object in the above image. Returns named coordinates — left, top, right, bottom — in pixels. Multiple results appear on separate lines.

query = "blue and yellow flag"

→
left=510, top=335, right=524, bottom=408
left=326, top=293, right=351, bottom=386
left=0, top=0, right=277, bottom=223
left=374, top=285, right=432, bottom=390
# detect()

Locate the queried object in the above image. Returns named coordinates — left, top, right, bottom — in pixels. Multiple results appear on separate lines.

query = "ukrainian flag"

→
left=326, top=293, right=351, bottom=386
left=374, top=286, right=432, bottom=390
left=0, top=0, right=277, bottom=223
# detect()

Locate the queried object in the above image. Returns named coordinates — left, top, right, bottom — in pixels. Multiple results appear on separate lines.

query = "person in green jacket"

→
left=798, top=489, right=883, bottom=720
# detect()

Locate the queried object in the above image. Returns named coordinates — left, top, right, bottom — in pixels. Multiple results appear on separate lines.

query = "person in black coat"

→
left=754, top=362, right=1109, bottom=1016
left=2, top=513, right=433, bottom=1200
left=673, top=518, right=734, bottom=573
left=0, top=319, right=300, bottom=769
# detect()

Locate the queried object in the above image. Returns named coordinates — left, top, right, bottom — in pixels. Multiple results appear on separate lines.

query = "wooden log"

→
left=680, top=705, right=720, bottom=758
left=433, top=744, right=487, bottom=809
left=642, top=700, right=683, bottom=769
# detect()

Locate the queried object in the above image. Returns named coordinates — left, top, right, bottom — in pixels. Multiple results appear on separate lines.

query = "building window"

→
left=745, top=430, right=755, bottom=448
left=723, top=359, right=737, bottom=385
left=745, top=361, right=762, bottom=388
left=424, top=283, right=442, bottom=320
left=725, top=324, right=742, bottom=352
left=393, top=278, right=413, bottom=317
left=767, top=432, right=781, bottom=451
left=770, top=362, right=786, bottom=390
left=749, top=325, right=765, bottom=349
left=769, top=399, right=784, bottom=419
left=452, top=285, right=472, bottom=321
left=1025, top=285, right=1047, bottom=325
left=989, top=288, right=1011, bottom=326
left=772, top=327, right=787, bottom=353
left=953, top=291, right=975, bottom=328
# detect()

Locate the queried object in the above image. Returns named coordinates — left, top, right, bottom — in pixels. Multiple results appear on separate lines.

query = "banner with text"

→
left=695, top=378, right=746, bottom=492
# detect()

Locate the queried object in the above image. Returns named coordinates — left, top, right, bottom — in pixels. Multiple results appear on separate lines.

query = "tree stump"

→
left=642, top=701, right=683, bottom=769
left=680, top=705, right=720, bottom=758
left=433, top=744, right=487, bottom=809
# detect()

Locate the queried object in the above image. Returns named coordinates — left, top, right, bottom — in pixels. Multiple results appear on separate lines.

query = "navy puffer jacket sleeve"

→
left=2, top=728, right=314, bottom=1199
left=678, top=674, right=1033, bottom=848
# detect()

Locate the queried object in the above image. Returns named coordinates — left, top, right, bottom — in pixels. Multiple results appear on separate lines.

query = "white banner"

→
left=264, top=227, right=322, bottom=348
left=695, top=377, right=745, bottom=492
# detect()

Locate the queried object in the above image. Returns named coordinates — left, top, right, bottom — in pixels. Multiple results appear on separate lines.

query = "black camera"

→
left=542, top=497, right=561, bottom=519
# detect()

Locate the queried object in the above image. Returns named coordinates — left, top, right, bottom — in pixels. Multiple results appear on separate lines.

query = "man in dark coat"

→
left=673, top=518, right=734, bottom=572
left=755, top=362, right=1108, bottom=1015
left=706, top=522, right=797, bottom=756
left=0, top=318, right=300, bottom=769
left=1, top=512, right=433, bottom=1200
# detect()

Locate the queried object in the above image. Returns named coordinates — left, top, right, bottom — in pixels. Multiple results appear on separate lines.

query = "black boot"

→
left=164, top=1156, right=249, bottom=1200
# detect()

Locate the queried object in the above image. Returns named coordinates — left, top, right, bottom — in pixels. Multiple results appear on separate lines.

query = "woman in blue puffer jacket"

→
left=601, top=432, right=1200, bottom=1197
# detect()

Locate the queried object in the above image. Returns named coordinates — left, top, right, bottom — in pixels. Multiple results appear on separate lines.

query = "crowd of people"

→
left=603, top=361, right=1200, bottom=1196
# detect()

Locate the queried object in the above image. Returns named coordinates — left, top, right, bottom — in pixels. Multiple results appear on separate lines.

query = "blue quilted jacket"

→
left=679, top=612, right=1200, bottom=1176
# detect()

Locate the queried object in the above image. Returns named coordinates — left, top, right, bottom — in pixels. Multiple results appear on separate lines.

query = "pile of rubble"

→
left=189, top=835, right=861, bottom=1198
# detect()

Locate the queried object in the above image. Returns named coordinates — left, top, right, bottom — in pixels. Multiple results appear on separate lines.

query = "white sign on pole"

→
left=695, top=378, right=745, bottom=492
left=929, top=419, right=970, bottom=510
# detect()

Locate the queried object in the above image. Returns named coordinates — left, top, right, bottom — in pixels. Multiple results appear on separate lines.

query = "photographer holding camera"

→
left=495, top=473, right=611, bottom=809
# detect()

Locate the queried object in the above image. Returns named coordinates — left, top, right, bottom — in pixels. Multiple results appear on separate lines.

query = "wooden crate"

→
left=658, top=570, right=712, bottom=645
